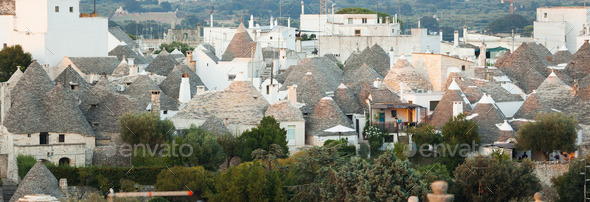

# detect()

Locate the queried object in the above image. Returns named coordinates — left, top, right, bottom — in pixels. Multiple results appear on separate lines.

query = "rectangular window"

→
left=348, top=18, right=353, bottom=24
left=69, top=7, right=73, bottom=13
left=266, top=85, right=270, bottom=95
left=163, top=110, right=168, bottom=115
left=354, top=29, right=361, bottom=36
left=362, top=18, right=367, bottom=24
left=544, top=13, right=547, bottom=19
left=430, top=101, right=440, bottom=111
left=228, top=74, right=236, bottom=81
left=55, top=6, right=59, bottom=12
left=59, top=134, right=65, bottom=143
left=40, top=132, right=48, bottom=144
left=461, top=65, right=466, bottom=71
left=391, top=110, right=397, bottom=117
left=2, top=43, right=6, bottom=49
left=71, top=85, right=78, bottom=90
left=287, top=125, right=295, bottom=145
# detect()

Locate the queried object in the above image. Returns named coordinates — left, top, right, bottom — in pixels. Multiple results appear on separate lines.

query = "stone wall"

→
left=533, top=161, right=570, bottom=200
left=92, top=146, right=131, bottom=167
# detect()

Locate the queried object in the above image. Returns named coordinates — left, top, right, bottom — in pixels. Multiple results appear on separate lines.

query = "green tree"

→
left=154, top=42, right=195, bottom=55
left=407, top=124, right=442, bottom=147
left=119, top=112, right=175, bottom=146
left=517, top=112, right=578, bottom=161
left=441, top=113, right=479, bottom=171
left=486, top=14, right=531, bottom=34
left=453, top=157, right=541, bottom=201
left=419, top=16, right=439, bottom=33
left=393, top=142, right=409, bottom=161
left=552, top=156, right=590, bottom=202
left=17, top=155, right=37, bottom=179
left=0, top=45, right=32, bottom=82
left=209, top=162, right=285, bottom=202
left=155, top=166, right=214, bottom=199
left=181, top=126, right=226, bottom=170
left=331, top=152, right=427, bottom=201
left=441, top=113, right=480, bottom=149
left=216, top=133, right=241, bottom=168
left=417, top=163, right=452, bottom=191
left=124, top=0, right=142, bottom=13
left=160, top=2, right=171, bottom=11
left=239, top=116, right=288, bottom=161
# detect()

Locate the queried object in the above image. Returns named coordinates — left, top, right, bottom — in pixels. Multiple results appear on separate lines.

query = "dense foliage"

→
left=486, top=14, right=532, bottom=33
left=441, top=113, right=480, bottom=149
left=208, top=162, right=286, bottom=201
left=154, top=42, right=195, bottom=55
left=407, top=124, right=442, bottom=147
left=453, top=157, right=541, bottom=201
left=182, top=126, right=226, bottom=170
left=552, top=156, right=590, bottom=202
left=419, top=16, right=439, bottom=32
left=517, top=112, right=578, bottom=160
left=50, top=166, right=165, bottom=192
left=239, top=116, right=288, bottom=161
left=119, top=112, right=175, bottom=147
left=0, top=45, right=32, bottom=82
left=155, top=166, right=214, bottom=200
left=16, top=155, right=37, bottom=179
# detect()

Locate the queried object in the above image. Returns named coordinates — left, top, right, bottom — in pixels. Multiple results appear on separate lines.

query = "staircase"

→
left=259, top=64, right=273, bottom=82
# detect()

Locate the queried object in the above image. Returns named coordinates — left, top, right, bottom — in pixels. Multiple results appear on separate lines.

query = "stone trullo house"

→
left=0, top=62, right=97, bottom=183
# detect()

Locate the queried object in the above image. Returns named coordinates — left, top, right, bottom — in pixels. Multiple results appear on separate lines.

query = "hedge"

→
left=49, top=166, right=165, bottom=192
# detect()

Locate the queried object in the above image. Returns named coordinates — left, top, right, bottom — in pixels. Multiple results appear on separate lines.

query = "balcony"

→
left=372, top=122, right=417, bottom=134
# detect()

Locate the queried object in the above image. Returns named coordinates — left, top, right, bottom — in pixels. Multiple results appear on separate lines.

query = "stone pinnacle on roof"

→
left=448, top=79, right=461, bottom=91
left=9, top=161, right=65, bottom=202
left=477, top=93, right=495, bottom=104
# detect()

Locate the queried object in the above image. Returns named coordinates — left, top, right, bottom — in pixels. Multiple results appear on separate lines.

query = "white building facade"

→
left=0, top=0, right=109, bottom=66
left=534, top=7, right=590, bottom=53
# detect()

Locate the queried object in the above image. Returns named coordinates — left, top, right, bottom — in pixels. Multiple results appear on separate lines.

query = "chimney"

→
left=454, top=30, right=459, bottom=47
left=129, top=65, right=138, bottom=76
left=440, top=30, right=443, bottom=42
left=186, top=51, right=196, bottom=71
left=270, top=16, right=274, bottom=29
left=463, top=26, right=468, bottom=44
left=196, top=85, right=206, bottom=95
left=1, top=83, right=10, bottom=122
left=386, top=16, right=390, bottom=24
left=43, top=64, right=53, bottom=80
left=296, top=37, right=302, bottom=53
left=452, top=101, right=463, bottom=117
left=249, top=15, right=254, bottom=28
left=400, top=81, right=404, bottom=101
left=301, top=1, right=305, bottom=15
left=373, top=78, right=382, bottom=88
left=389, top=48, right=395, bottom=69
left=288, top=17, right=291, bottom=28
left=418, top=20, right=421, bottom=28
left=378, top=17, right=382, bottom=24
left=179, top=73, right=191, bottom=103
left=59, top=179, right=68, bottom=194
left=288, top=85, right=297, bottom=105
left=127, top=57, right=135, bottom=66
left=479, top=42, right=487, bottom=67
left=210, top=14, right=214, bottom=28
left=150, top=90, right=161, bottom=114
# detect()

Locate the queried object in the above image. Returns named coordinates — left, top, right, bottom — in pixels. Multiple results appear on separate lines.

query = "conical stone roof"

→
left=333, top=84, right=363, bottom=114
left=54, top=65, right=92, bottom=101
left=281, top=57, right=343, bottom=93
left=174, top=73, right=270, bottom=126
left=221, top=22, right=256, bottom=61
left=111, top=59, right=130, bottom=77
left=535, top=72, right=573, bottom=110
left=470, top=95, right=506, bottom=144
left=9, top=161, right=65, bottom=202
left=265, top=100, right=305, bottom=122
left=144, top=50, right=180, bottom=76
left=307, top=97, right=355, bottom=137
left=159, top=64, right=206, bottom=101
left=565, top=40, right=590, bottom=79
left=498, top=43, right=547, bottom=94
left=11, top=61, right=54, bottom=99
left=429, top=80, right=472, bottom=128
left=494, top=50, right=510, bottom=68
left=200, top=115, right=230, bottom=134
left=41, top=84, right=95, bottom=136
left=124, top=75, right=179, bottom=110
left=383, top=57, right=433, bottom=92
left=296, top=73, right=325, bottom=115
left=513, top=92, right=552, bottom=120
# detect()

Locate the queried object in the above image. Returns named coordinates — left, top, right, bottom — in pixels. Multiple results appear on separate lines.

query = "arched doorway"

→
left=58, top=158, right=70, bottom=166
